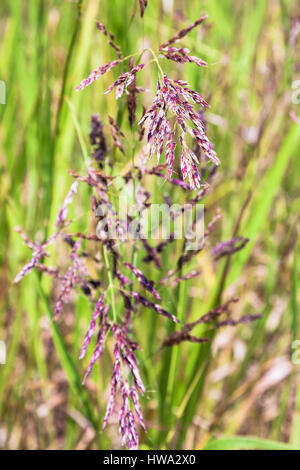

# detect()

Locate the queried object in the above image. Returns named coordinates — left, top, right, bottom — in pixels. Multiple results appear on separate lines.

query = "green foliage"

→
left=0, top=0, right=299, bottom=450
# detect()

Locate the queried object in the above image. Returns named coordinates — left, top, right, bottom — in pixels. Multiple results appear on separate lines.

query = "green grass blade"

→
left=228, top=123, right=300, bottom=285
left=291, top=241, right=299, bottom=342
left=35, top=273, right=98, bottom=432
left=203, top=436, right=299, bottom=450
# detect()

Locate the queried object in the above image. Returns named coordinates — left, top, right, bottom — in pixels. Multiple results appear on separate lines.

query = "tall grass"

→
left=0, top=0, right=299, bottom=450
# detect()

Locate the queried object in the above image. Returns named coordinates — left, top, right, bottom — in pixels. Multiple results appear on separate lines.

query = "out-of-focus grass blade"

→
left=291, top=375, right=300, bottom=446
left=203, top=436, right=299, bottom=450
left=291, top=241, right=298, bottom=342
left=49, top=0, right=100, bottom=230
left=175, top=123, right=300, bottom=445
left=228, top=123, right=300, bottom=285
left=66, top=97, right=89, bottom=163
left=233, top=0, right=267, bottom=88
left=35, top=273, right=98, bottom=432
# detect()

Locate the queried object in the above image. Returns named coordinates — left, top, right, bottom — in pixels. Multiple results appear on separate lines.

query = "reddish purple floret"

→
left=55, top=181, right=78, bottom=228
left=76, top=59, right=121, bottom=91
left=79, top=293, right=105, bottom=360
left=140, top=74, right=219, bottom=188
left=124, top=262, right=161, bottom=301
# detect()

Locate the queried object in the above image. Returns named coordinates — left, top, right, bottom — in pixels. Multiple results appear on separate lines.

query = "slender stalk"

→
left=144, top=47, right=165, bottom=78
left=53, top=0, right=83, bottom=151
left=103, top=244, right=117, bottom=323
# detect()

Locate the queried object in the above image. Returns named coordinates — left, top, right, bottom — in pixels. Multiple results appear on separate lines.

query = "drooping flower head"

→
left=140, top=75, right=219, bottom=189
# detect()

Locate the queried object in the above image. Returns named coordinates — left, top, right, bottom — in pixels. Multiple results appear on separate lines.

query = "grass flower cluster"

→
left=2, top=0, right=299, bottom=452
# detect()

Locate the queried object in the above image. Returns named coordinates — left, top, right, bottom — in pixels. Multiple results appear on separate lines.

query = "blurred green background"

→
left=0, top=0, right=300, bottom=450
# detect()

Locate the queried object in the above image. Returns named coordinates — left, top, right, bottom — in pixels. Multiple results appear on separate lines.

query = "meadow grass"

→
left=0, top=0, right=299, bottom=450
